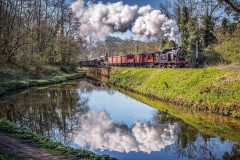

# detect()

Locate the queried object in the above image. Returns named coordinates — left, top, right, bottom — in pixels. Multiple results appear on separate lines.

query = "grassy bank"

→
left=109, top=67, right=240, bottom=118
left=0, top=66, right=86, bottom=96
left=0, top=119, right=116, bottom=160
left=0, top=66, right=116, bottom=159
left=118, top=88, right=240, bottom=143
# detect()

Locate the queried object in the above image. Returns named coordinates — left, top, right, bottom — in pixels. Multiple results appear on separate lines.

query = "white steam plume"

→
left=72, top=111, right=179, bottom=153
left=71, top=0, right=180, bottom=44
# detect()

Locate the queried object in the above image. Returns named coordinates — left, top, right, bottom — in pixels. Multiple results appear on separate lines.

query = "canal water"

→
left=0, top=79, right=239, bottom=160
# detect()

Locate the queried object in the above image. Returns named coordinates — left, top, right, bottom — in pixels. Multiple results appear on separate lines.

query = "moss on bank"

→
left=109, top=67, right=240, bottom=118
left=0, top=119, right=116, bottom=160
left=0, top=71, right=86, bottom=96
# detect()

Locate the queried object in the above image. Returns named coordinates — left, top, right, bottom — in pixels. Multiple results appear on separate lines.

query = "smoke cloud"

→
left=72, top=111, right=179, bottom=153
left=71, top=0, right=180, bottom=44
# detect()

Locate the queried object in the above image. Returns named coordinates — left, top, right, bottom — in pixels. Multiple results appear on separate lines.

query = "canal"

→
left=0, top=78, right=239, bottom=160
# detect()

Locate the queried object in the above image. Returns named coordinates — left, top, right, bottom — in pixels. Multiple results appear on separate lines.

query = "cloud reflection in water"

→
left=73, top=111, right=179, bottom=153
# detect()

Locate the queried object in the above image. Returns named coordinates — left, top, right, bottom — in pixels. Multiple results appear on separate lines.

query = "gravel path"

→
left=0, top=132, right=68, bottom=160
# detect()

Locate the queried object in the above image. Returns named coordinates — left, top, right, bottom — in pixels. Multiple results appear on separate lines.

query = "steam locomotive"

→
left=79, top=48, right=188, bottom=68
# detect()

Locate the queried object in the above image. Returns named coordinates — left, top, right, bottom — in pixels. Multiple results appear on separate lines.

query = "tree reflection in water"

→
left=0, top=82, right=90, bottom=145
left=157, top=111, right=239, bottom=160
left=0, top=79, right=239, bottom=160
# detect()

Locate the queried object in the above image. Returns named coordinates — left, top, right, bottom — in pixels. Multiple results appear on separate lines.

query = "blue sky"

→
left=69, top=0, right=162, bottom=9
left=92, top=0, right=161, bottom=9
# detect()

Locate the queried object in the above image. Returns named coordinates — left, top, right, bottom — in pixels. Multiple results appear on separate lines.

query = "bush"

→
left=203, top=47, right=225, bottom=65
left=15, top=52, right=46, bottom=72
left=211, top=33, right=240, bottom=64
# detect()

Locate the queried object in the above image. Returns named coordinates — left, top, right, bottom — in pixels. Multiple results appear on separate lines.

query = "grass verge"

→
left=109, top=67, right=240, bottom=118
left=118, top=88, right=240, bottom=143
left=0, top=69, right=86, bottom=96
left=0, top=119, right=116, bottom=160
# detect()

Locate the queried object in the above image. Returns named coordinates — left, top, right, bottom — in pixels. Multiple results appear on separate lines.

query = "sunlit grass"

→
left=109, top=67, right=240, bottom=118
left=118, top=88, right=240, bottom=143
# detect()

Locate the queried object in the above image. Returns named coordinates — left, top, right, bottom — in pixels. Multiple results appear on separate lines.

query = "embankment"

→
left=0, top=70, right=86, bottom=96
left=109, top=67, right=240, bottom=118
left=118, top=88, right=240, bottom=143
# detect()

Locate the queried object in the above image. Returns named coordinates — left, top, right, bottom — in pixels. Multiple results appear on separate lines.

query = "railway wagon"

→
left=121, top=56, right=127, bottom=66
left=134, top=53, right=145, bottom=66
left=108, top=56, right=113, bottom=65
left=109, top=56, right=120, bottom=66
left=116, top=56, right=122, bottom=65
left=142, top=52, right=156, bottom=67
left=111, top=56, right=118, bottom=66
left=126, top=54, right=135, bottom=66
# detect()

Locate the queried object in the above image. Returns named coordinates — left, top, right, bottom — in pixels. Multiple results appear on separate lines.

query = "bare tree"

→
left=0, top=0, right=86, bottom=70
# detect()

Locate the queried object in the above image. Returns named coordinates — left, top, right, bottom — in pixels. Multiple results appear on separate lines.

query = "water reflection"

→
left=0, top=82, right=90, bottom=144
left=72, top=111, right=179, bottom=153
left=0, top=79, right=239, bottom=160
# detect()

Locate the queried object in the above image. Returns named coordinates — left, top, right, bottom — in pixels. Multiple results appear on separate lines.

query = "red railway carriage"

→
left=112, top=56, right=119, bottom=65
left=108, top=57, right=113, bottom=65
left=121, top=56, right=127, bottom=65
left=110, top=55, right=127, bottom=66
left=117, top=56, right=122, bottom=65
left=126, top=54, right=135, bottom=65
left=134, top=53, right=146, bottom=66
left=143, top=52, right=156, bottom=65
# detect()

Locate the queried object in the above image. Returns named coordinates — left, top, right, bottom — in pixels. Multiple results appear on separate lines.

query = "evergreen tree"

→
left=187, top=18, right=199, bottom=52
left=200, top=15, right=217, bottom=48
left=178, top=7, right=190, bottom=51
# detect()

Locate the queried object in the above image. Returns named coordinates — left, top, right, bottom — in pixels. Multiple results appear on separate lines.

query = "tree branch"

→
left=222, top=0, right=240, bottom=13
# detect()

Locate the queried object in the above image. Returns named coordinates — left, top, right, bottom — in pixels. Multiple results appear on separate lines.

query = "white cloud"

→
left=71, top=0, right=180, bottom=44
left=72, top=111, right=179, bottom=153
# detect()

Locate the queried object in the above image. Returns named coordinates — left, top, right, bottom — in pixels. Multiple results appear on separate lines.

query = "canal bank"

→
left=118, top=88, right=240, bottom=143
left=109, top=67, right=240, bottom=118
left=0, top=79, right=239, bottom=160
left=1, top=66, right=240, bottom=159
left=0, top=68, right=118, bottom=159
left=0, top=69, right=86, bottom=96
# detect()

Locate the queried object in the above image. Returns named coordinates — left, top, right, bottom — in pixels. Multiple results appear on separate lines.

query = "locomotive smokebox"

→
left=177, top=49, right=186, bottom=59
